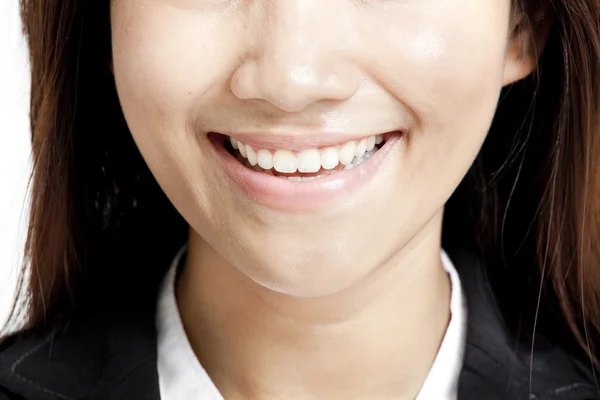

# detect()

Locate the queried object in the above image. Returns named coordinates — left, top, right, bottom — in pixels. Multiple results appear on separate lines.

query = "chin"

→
left=236, top=251, right=369, bottom=298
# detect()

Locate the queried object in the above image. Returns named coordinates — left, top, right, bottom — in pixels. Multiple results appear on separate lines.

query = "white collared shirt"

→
left=156, top=247, right=467, bottom=400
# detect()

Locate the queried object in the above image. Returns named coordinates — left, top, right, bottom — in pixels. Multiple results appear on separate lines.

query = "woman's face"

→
left=110, top=0, right=526, bottom=296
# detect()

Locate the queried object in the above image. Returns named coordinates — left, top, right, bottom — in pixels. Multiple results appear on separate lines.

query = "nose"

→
left=230, top=0, right=361, bottom=113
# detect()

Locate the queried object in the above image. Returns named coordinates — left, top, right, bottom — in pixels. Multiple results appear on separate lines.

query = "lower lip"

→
left=210, top=133, right=402, bottom=211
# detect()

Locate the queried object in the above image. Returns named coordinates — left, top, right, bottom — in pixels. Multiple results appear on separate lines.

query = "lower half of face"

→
left=110, top=0, right=511, bottom=297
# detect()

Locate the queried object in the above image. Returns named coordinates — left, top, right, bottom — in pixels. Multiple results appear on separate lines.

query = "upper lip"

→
left=216, top=131, right=399, bottom=151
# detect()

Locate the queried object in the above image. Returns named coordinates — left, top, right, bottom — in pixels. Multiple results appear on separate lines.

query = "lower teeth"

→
left=240, top=147, right=380, bottom=181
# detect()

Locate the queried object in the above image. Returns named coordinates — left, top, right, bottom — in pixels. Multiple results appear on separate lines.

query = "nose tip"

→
left=230, top=58, right=360, bottom=113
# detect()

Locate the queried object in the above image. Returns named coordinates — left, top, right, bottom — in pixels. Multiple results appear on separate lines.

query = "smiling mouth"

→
left=215, top=133, right=388, bottom=182
left=207, top=131, right=402, bottom=210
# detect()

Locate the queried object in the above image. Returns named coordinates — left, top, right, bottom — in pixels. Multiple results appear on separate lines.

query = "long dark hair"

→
left=5, top=0, right=600, bottom=367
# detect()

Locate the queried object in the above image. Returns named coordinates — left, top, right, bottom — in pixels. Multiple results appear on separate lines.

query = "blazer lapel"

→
left=453, top=248, right=600, bottom=400
left=0, top=309, right=161, bottom=400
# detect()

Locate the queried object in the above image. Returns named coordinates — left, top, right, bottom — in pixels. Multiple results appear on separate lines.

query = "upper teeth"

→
left=230, top=134, right=384, bottom=173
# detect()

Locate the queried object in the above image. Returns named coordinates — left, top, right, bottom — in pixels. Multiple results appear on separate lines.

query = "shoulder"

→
left=0, top=318, right=104, bottom=400
left=452, top=249, right=600, bottom=400
left=0, top=388, right=24, bottom=400
left=0, top=309, right=160, bottom=400
left=0, top=325, right=62, bottom=400
left=460, top=331, right=600, bottom=399
left=0, top=384, right=24, bottom=400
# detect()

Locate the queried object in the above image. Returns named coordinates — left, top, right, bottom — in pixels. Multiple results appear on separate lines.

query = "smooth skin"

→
left=110, top=0, right=539, bottom=398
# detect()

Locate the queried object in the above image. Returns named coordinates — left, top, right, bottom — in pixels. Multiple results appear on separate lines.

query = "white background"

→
left=0, top=0, right=32, bottom=329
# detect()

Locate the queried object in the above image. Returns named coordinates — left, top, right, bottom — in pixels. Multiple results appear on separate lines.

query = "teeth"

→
left=242, top=148, right=379, bottom=180
left=279, top=175, right=327, bottom=182
left=342, top=147, right=377, bottom=170
left=282, top=173, right=329, bottom=182
left=273, top=150, right=297, bottom=173
left=366, top=135, right=375, bottom=152
left=320, top=147, right=339, bottom=170
left=257, top=149, right=273, bottom=170
left=228, top=134, right=384, bottom=174
left=354, top=138, right=367, bottom=159
left=246, top=145, right=258, bottom=166
left=339, top=141, right=356, bottom=165
left=297, top=149, right=321, bottom=173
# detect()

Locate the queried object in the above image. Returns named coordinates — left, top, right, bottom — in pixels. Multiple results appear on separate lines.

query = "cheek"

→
left=110, top=2, right=243, bottom=132
left=372, top=3, right=509, bottom=123
left=109, top=2, right=244, bottom=215
left=362, top=1, right=510, bottom=187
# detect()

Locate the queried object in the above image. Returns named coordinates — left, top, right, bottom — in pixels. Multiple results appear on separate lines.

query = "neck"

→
left=177, top=215, right=451, bottom=400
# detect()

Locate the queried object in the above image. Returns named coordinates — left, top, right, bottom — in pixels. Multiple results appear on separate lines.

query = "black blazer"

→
left=0, top=249, right=598, bottom=400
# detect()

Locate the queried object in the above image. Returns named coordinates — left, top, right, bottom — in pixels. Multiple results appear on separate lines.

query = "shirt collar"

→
left=156, top=244, right=223, bottom=400
left=416, top=250, right=467, bottom=400
left=156, top=246, right=466, bottom=400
